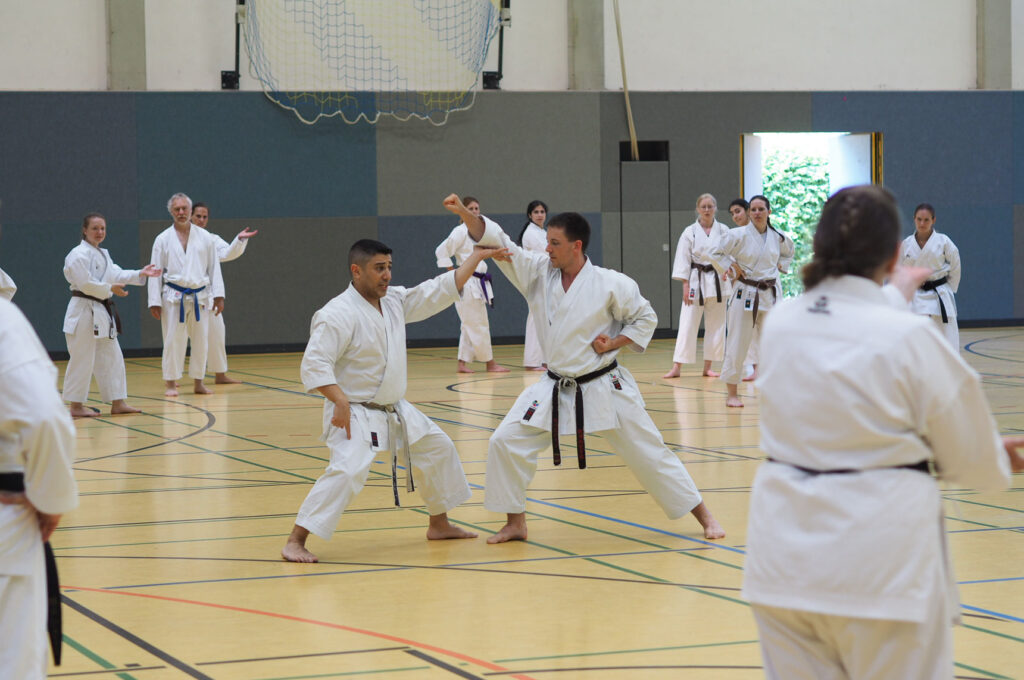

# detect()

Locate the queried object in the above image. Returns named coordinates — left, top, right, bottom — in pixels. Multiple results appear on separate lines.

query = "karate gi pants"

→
left=671, top=298, right=726, bottom=364
left=455, top=295, right=493, bottom=363
left=160, top=300, right=209, bottom=381
left=62, top=313, right=128, bottom=403
left=0, top=545, right=48, bottom=680
left=207, top=311, right=229, bottom=373
left=720, top=298, right=767, bottom=385
left=296, top=417, right=472, bottom=539
left=523, top=312, right=544, bottom=368
left=929, top=314, right=960, bottom=351
left=484, top=390, right=703, bottom=518
left=752, top=598, right=953, bottom=680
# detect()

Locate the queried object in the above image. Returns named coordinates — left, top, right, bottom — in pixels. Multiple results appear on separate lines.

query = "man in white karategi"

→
left=899, top=203, right=961, bottom=350
left=147, top=193, right=225, bottom=397
left=281, top=238, right=506, bottom=563
left=434, top=196, right=509, bottom=374
left=191, top=202, right=258, bottom=384
left=742, top=185, right=1024, bottom=680
left=444, top=194, right=725, bottom=544
left=0, top=298, right=79, bottom=679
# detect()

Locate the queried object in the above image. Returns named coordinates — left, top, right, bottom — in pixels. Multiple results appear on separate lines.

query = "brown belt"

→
left=737, top=276, right=777, bottom=326
left=72, top=290, right=122, bottom=335
left=360, top=401, right=414, bottom=506
left=690, top=262, right=721, bottom=304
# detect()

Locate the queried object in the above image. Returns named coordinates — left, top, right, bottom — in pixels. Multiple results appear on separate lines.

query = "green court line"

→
left=945, top=498, right=1024, bottom=514
left=944, top=516, right=1012, bottom=530
left=62, top=633, right=139, bottom=680
left=256, top=666, right=430, bottom=680
left=963, top=623, right=1024, bottom=644
left=953, top=661, right=1013, bottom=679
left=495, top=638, right=759, bottom=663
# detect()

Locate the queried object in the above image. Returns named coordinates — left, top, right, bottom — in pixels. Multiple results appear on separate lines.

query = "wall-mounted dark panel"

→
left=0, top=93, right=138, bottom=222
left=134, top=93, right=377, bottom=220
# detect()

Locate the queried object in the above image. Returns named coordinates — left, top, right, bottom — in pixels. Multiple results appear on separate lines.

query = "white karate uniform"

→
left=520, top=223, right=547, bottom=368
left=61, top=241, right=147, bottom=404
left=295, top=273, right=473, bottom=539
left=0, top=267, right=15, bottom=300
left=670, top=220, right=731, bottom=364
left=743, top=275, right=1011, bottom=680
left=205, top=231, right=248, bottom=374
left=475, top=218, right=703, bottom=518
left=899, top=231, right=961, bottom=350
left=147, top=225, right=224, bottom=381
left=708, top=224, right=794, bottom=385
left=435, top=223, right=494, bottom=363
left=0, top=299, right=78, bottom=680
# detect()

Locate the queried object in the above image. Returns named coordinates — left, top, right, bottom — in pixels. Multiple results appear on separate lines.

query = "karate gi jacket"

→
left=672, top=220, right=731, bottom=303
left=708, top=223, right=794, bottom=311
left=476, top=217, right=656, bottom=434
left=147, top=224, right=225, bottom=308
left=62, top=241, right=146, bottom=338
left=742, top=275, right=1010, bottom=623
left=300, top=272, right=461, bottom=447
left=435, top=223, right=492, bottom=304
left=0, top=299, right=78, bottom=578
left=899, top=231, right=961, bottom=319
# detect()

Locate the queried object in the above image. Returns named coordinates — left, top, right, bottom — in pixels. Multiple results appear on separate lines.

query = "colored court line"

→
left=59, top=634, right=141, bottom=679
left=494, top=638, right=759, bottom=663
left=963, top=333, right=1024, bottom=364
left=60, top=585, right=538, bottom=680
left=961, top=605, right=1024, bottom=625
left=952, top=662, right=1013, bottom=680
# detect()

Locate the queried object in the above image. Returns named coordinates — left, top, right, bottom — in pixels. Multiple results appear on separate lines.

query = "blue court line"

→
left=961, top=604, right=1024, bottom=624
left=960, top=576, right=1024, bottom=585
left=963, top=334, right=1024, bottom=364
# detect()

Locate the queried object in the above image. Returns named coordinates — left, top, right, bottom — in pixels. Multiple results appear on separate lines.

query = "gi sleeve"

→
left=944, top=237, right=961, bottom=293
left=105, top=250, right=145, bottom=287
left=671, top=228, right=693, bottom=281
left=609, top=273, right=657, bottom=352
left=707, top=227, right=740, bottom=276
left=475, top=216, right=549, bottom=299
left=208, top=235, right=226, bottom=299
left=300, top=309, right=353, bottom=393
left=435, top=227, right=459, bottom=268
left=147, top=235, right=166, bottom=307
left=777, top=231, right=796, bottom=274
left=217, top=234, right=248, bottom=263
left=64, top=248, right=114, bottom=299
left=399, top=271, right=461, bottom=323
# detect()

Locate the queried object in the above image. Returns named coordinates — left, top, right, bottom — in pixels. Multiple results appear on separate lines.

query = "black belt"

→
left=690, top=262, right=722, bottom=304
left=920, top=276, right=950, bottom=323
left=738, top=276, right=777, bottom=326
left=767, top=458, right=932, bottom=476
left=72, top=290, right=122, bottom=335
left=545, top=360, right=618, bottom=469
left=0, top=473, right=62, bottom=665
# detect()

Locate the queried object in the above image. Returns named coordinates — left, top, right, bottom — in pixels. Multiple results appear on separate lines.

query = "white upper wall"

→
left=0, top=0, right=1006, bottom=92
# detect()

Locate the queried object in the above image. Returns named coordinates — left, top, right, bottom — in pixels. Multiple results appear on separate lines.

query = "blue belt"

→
left=165, top=282, right=206, bottom=323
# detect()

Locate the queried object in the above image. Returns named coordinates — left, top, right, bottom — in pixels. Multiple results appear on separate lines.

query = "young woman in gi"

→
left=62, top=213, right=161, bottom=417
left=743, top=185, right=1023, bottom=679
left=899, top=203, right=961, bottom=349
left=516, top=199, right=549, bottom=370
left=664, top=193, right=730, bottom=378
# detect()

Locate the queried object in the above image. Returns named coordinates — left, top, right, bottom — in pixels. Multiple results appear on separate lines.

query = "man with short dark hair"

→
left=443, top=194, right=724, bottom=544
left=281, top=237, right=506, bottom=562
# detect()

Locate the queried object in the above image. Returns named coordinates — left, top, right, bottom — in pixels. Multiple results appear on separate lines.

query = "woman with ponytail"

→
left=518, top=200, right=548, bottom=369
left=742, top=185, right=1022, bottom=679
left=707, top=194, right=794, bottom=407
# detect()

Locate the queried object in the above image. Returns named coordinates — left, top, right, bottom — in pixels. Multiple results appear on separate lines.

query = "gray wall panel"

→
left=620, top=210, right=672, bottom=330
left=376, top=92, right=603, bottom=217
left=1016, top=205, right=1024, bottom=318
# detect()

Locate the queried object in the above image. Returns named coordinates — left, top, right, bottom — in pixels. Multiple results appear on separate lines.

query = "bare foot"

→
left=193, top=380, right=213, bottom=395
left=743, top=366, right=758, bottom=382
left=281, top=540, right=319, bottom=563
left=457, top=361, right=474, bottom=374
left=165, top=381, right=179, bottom=397
left=486, top=361, right=510, bottom=373
left=526, top=366, right=547, bottom=372
left=703, top=370, right=721, bottom=377
left=110, top=400, right=141, bottom=415
left=725, top=396, right=744, bottom=408
left=215, top=373, right=242, bottom=384
left=487, top=513, right=528, bottom=544
left=426, top=514, right=478, bottom=540
left=69, top=403, right=99, bottom=418
left=691, top=502, right=726, bottom=540
left=663, top=363, right=682, bottom=379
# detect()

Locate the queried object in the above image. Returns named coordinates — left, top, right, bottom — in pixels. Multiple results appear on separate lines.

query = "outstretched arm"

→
left=443, top=194, right=484, bottom=242
left=453, top=245, right=509, bottom=293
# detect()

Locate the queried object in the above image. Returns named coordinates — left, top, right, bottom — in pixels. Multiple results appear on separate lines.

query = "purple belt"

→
left=472, top=271, right=493, bottom=307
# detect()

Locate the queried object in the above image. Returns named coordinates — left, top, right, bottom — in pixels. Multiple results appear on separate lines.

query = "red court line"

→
left=63, top=584, right=536, bottom=680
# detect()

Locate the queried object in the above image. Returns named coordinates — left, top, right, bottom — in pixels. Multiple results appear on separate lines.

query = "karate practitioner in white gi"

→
left=62, top=213, right=161, bottom=418
left=444, top=194, right=725, bottom=544
left=899, top=202, right=961, bottom=350
left=434, top=196, right=510, bottom=374
left=147, top=193, right=225, bottom=397
left=664, top=194, right=731, bottom=379
left=516, top=200, right=549, bottom=370
left=0, top=266, right=15, bottom=301
left=190, top=202, right=258, bottom=384
left=0, top=298, right=79, bottom=680
left=742, top=185, right=1024, bottom=680
left=281, top=238, right=507, bottom=563
left=728, top=198, right=760, bottom=381
left=708, top=195, right=794, bottom=407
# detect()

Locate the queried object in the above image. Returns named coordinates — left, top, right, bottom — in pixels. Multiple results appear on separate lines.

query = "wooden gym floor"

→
left=50, top=330, right=1023, bottom=679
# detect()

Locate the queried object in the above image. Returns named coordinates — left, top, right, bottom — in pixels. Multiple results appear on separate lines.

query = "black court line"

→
left=75, top=397, right=216, bottom=463
left=50, top=665, right=165, bottom=676
left=196, top=645, right=409, bottom=666
left=61, top=594, right=214, bottom=679
left=405, top=649, right=485, bottom=679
